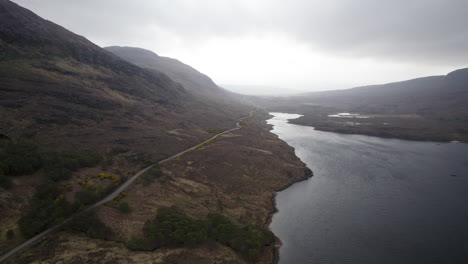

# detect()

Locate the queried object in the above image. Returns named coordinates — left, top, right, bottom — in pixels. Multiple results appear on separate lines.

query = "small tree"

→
left=118, top=201, right=131, bottom=214
left=127, top=236, right=148, bottom=251
left=6, top=229, right=14, bottom=240
left=0, top=172, right=12, bottom=189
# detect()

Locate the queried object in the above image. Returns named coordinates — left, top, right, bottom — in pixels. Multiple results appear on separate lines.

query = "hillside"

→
left=104, top=46, right=235, bottom=99
left=0, top=1, right=309, bottom=263
left=104, top=46, right=249, bottom=127
left=263, top=68, right=468, bottom=141
left=0, top=0, right=248, bottom=156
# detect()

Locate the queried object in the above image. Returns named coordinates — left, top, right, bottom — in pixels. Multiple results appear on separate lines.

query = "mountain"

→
left=104, top=46, right=243, bottom=104
left=0, top=0, right=247, bottom=157
left=104, top=47, right=223, bottom=95
left=0, top=3, right=310, bottom=264
left=104, top=46, right=252, bottom=134
left=263, top=68, right=468, bottom=141
left=305, top=69, right=467, bottom=114
left=0, top=0, right=185, bottom=106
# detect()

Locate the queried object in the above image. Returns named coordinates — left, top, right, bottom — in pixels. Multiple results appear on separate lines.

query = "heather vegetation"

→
left=0, top=141, right=42, bottom=176
left=0, top=140, right=104, bottom=237
left=18, top=181, right=116, bottom=238
left=126, top=207, right=274, bottom=261
left=140, top=166, right=162, bottom=184
left=118, top=201, right=132, bottom=213
left=0, top=140, right=101, bottom=184
left=66, top=210, right=114, bottom=240
left=74, top=186, right=109, bottom=206
left=0, top=168, right=12, bottom=189
left=18, top=182, right=81, bottom=238
left=41, top=150, right=101, bottom=181
left=6, top=229, right=15, bottom=240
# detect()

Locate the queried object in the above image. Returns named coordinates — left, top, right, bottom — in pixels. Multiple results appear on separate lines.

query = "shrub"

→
left=75, top=189, right=99, bottom=205
left=0, top=141, right=101, bottom=181
left=68, top=210, right=113, bottom=240
left=127, top=207, right=274, bottom=261
left=206, top=213, right=273, bottom=260
left=118, top=201, right=131, bottom=214
left=75, top=183, right=117, bottom=206
left=0, top=162, right=8, bottom=175
left=87, top=224, right=113, bottom=240
left=150, top=167, right=162, bottom=177
left=18, top=182, right=76, bottom=238
left=207, top=213, right=239, bottom=244
left=1, top=142, right=42, bottom=175
left=42, top=150, right=101, bottom=181
left=140, top=166, right=162, bottom=184
left=127, top=236, right=149, bottom=251
left=6, top=229, right=14, bottom=240
left=0, top=170, right=12, bottom=189
left=145, top=207, right=208, bottom=248
left=46, top=167, right=72, bottom=181
left=71, top=150, right=101, bottom=168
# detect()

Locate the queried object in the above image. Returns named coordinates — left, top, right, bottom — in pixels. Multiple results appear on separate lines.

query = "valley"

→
left=0, top=1, right=310, bottom=263
left=1, top=1, right=467, bottom=263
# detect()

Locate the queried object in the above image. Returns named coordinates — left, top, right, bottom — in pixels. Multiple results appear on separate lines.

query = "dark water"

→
left=268, top=113, right=468, bottom=264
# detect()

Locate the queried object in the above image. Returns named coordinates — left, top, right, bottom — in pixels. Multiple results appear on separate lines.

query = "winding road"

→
left=0, top=111, right=253, bottom=263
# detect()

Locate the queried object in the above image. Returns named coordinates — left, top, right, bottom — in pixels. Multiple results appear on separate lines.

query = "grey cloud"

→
left=12, top=0, right=468, bottom=65
left=274, top=0, right=468, bottom=64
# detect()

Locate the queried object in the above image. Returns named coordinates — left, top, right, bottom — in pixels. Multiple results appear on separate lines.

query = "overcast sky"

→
left=12, top=0, right=468, bottom=93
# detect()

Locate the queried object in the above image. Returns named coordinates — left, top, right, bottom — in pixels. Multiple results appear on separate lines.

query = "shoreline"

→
left=288, top=119, right=467, bottom=143
left=262, top=112, right=314, bottom=264
left=263, top=112, right=314, bottom=264
left=263, top=113, right=314, bottom=264
left=262, top=167, right=313, bottom=227
left=265, top=167, right=313, bottom=264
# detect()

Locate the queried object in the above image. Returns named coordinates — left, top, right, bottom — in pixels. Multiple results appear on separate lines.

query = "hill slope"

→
left=104, top=46, right=247, bottom=114
left=104, top=46, right=231, bottom=98
left=0, top=2, right=311, bottom=264
left=264, top=68, right=468, bottom=141
left=0, top=0, right=246, bottom=156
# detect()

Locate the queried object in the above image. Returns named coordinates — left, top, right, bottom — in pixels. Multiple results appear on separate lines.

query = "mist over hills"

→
left=223, top=84, right=308, bottom=96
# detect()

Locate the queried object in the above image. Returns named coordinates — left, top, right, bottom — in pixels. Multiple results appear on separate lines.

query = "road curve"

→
left=0, top=111, right=253, bottom=263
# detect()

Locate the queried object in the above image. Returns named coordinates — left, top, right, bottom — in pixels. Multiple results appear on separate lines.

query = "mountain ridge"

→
left=262, top=67, right=468, bottom=141
left=104, top=46, right=241, bottom=102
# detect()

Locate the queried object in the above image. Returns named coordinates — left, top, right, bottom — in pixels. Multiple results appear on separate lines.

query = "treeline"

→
left=127, top=207, right=274, bottom=261
left=0, top=141, right=101, bottom=189
left=18, top=182, right=81, bottom=237
left=18, top=180, right=119, bottom=238
left=0, top=140, right=104, bottom=237
left=66, top=210, right=114, bottom=240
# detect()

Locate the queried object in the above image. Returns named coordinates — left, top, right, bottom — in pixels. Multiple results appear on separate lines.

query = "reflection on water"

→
left=268, top=112, right=468, bottom=264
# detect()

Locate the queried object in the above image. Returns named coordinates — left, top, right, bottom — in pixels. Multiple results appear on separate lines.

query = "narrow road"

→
left=0, top=111, right=253, bottom=263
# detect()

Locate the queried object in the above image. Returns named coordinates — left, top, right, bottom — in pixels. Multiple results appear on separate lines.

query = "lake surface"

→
left=268, top=113, right=468, bottom=264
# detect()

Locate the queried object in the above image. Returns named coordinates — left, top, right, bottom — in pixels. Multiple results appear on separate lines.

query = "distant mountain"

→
left=222, top=84, right=308, bottom=96
left=0, top=0, right=247, bottom=157
left=290, top=68, right=468, bottom=115
left=263, top=68, right=468, bottom=141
